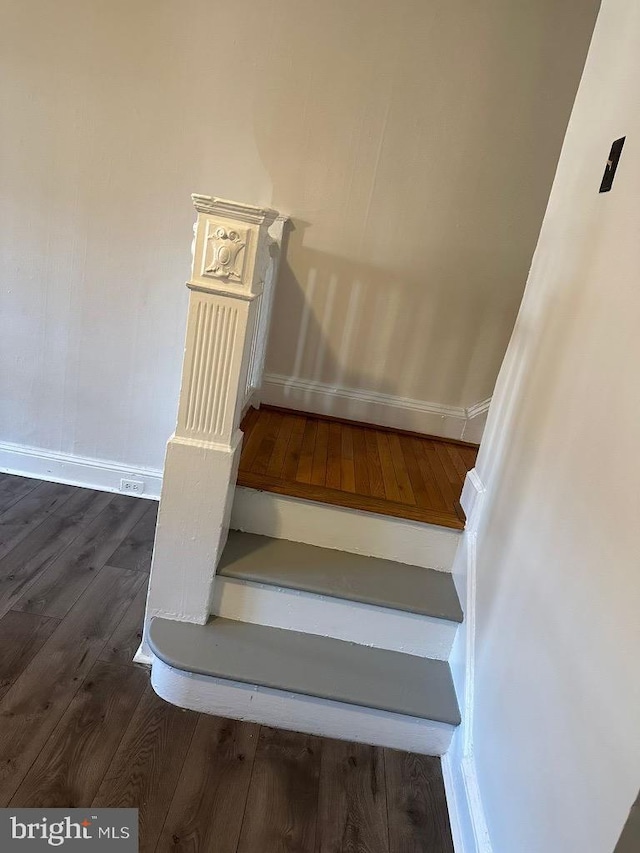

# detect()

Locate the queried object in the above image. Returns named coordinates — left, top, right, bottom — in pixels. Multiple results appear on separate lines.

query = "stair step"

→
left=219, top=530, right=462, bottom=623
left=239, top=406, right=474, bottom=529
left=232, top=487, right=462, bottom=570
left=148, top=616, right=461, bottom=726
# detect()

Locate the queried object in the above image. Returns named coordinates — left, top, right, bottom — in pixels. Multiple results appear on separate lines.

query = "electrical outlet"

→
left=119, top=478, right=145, bottom=495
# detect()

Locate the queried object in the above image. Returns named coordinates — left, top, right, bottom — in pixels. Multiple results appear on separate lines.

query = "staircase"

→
left=143, top=194, right=475, bottom=757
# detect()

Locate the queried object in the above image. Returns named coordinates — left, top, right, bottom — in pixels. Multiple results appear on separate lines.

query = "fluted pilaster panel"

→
left=177, top=293, right=244, bottom=444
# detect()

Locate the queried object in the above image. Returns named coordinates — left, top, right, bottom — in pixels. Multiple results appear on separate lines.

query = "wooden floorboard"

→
left=107, top=502, right=158, bottom=573
left=341, top=424, right=357, bottom=493
left=92, top=686, right=199, bottom=853
left=0, top=480, right=76, bottom=561
left=156, top=715, right=259, bottom=853
left=236, top=727, right=321, bottom=853
left=0, top=472, right=455, bottom=851
left=13, top=495, right=149, bottom=618
left=326, top=422, right=343, bottom=490
left=238, top=406, right=477, bottom=529
left=267, top=413, right=296, bottom=479
left=281, top=414, right=306, bottom=481
left=297, top=418, right=317, bottom=485
left=0, top=610, right=59, bottom=701
left=11, top=660, right=148, bottom=808
left=385, top=749, right=455, bottom=853
left=98, top=582, right=148, bottom=667
left=0, top=564, right=144, bottom=804
left=316, top=739, right=389, bottom=853
left=0, top=474, right=41, bottom=514
left=0, top=488, right=113, bottom=619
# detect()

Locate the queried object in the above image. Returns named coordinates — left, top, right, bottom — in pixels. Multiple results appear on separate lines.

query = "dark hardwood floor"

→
left=0, top=472, right=455, bottom=852
left=239, top=405, right=478, bottom=529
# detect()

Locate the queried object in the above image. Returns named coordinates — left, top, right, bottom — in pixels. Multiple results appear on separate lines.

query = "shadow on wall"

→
left=266, top=219, right=517, bottom=410
left=244, top=0, right=601, bottom=411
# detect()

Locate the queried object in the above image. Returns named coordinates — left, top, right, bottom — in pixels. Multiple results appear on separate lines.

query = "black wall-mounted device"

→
left=599, top=137, right=625, bottom=193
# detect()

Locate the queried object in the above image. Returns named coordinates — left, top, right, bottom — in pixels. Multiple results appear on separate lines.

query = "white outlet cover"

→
left=120, top=478, right=145, bottom=494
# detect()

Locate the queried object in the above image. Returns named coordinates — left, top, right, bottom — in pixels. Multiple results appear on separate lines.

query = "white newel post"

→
left=140, top=195, right=286, bottom=654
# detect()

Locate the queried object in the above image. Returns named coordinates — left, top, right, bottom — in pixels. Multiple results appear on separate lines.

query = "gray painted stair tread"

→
left=149, top=617, right=461, bottom=726
left=219, top=531, right=462, bottom=623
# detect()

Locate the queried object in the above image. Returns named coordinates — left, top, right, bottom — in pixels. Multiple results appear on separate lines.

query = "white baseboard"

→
left=150, top=655, right=455, bottom=756
left=0, top=439, right=163, bottom=500
left=443, top=750, right=493, bottom=853
left=262, top=373, right=490, bottom=442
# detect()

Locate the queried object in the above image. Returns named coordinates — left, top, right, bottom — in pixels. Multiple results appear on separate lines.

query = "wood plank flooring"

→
left=239, top=406, right=478, bottom=529
left=0, top=472, right=454, bottom=852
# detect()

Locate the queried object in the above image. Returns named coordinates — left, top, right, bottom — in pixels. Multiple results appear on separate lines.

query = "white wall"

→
left=456, top=0, right=640, bottom=849
left=0, top=0, right=598, bottom=484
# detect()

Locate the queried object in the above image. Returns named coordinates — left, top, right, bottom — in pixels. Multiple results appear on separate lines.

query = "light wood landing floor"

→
left=239, top=405, right=478, bottom=529
left=0, top=473, right=455, bottom=852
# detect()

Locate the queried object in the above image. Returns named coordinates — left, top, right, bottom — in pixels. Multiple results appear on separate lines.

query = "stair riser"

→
left=231, top=487, right=461, bottom=570
left=212, top=577, right=458, bottom=660
left=151, top=656, right=455, bottom=756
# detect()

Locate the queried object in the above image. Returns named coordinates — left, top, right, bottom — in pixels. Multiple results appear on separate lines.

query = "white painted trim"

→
left=443, top=539, right=492, bottom=853
left=444, top=467, right=492, bottom=853
left=442, top=751, right=467, bottom=853
left=465, top=398, right=492, bottom=419
left=459, top=468, right=486, bottom=531
left=145, top=433, right=241, bottom=627
left=191, top=193, right=278, bottom=225
left=244, top=216, right=288, bottom=410
left=231, top=486, right=462, bottom=571
left=212, top=576, right=458, bottom=660
left=462, top=532, right=478, bottom=756
left=0, top=440, right=162, bottom=499
left=150, top=655, right=455, bottom=755
left=461, top=401, right=491, bottom=444
left=443, top=752, right=493, bottom=853
left=133, top=642, right=153, bottom=667
left=262, top=373, right=490, bottom=441
left=266, top=373, right=466, bottom=419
